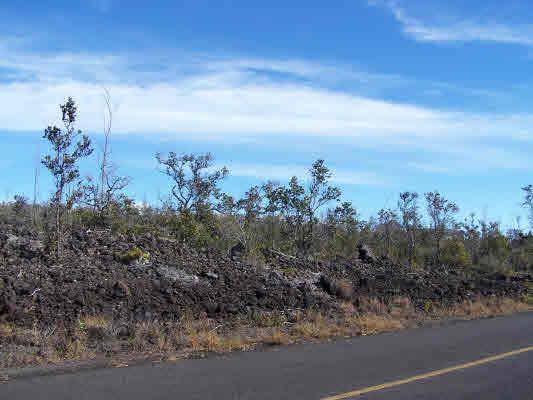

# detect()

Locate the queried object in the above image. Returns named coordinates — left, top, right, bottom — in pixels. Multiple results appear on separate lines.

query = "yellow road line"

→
left=321, top=345, right=533, bottom=400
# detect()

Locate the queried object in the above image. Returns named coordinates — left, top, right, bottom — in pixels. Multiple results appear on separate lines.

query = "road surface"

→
left=3, top=312, right=533, bottom=399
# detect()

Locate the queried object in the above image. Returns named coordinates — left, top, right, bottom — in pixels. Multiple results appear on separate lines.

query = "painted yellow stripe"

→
left=321, top=345, right=533, bottom=400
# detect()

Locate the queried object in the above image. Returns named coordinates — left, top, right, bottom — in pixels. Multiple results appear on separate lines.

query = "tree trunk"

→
left=56, top=203, right=62, bottom=259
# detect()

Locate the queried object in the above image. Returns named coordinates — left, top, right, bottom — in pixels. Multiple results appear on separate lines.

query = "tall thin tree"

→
left=42, top=97, right=93, bottom=258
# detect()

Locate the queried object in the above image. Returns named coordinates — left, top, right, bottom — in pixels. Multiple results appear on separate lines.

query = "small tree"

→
left=261, top=181, right=284, bottom=249
left=279, top=160, right=341, bottom=255
left=42, top=97, right=93, bottom=258
left=461, top=213, right=481, bottom=264
left=324, top=201, right=359, bottom=257
left=156, top=152, right=228, bottom=217
left=237, top=186, right=263, bottom=227
left=440, top=237, right=471, bottom=268
left=377, top=208, right=398, bottom=259
left=522, top=184, right=533, bottom=230
left=218, top=186, right=264, bottom=254
left=397, top=192, right=420, bottom=265
left=479, top=220, right=508, bottom=268
left=331, top=201, right=359, bottom=235
left=425, top=191, right=459, bottom=265
left=307, top=160, right=342, bottom=240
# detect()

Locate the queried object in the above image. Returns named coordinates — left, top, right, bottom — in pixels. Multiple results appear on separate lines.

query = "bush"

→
left=119, top=246, right=150, bottom=264
left=441, top=238, right=471, bottom=268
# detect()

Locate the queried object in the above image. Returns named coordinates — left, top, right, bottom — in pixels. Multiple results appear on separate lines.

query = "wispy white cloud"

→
left=0, top=37, right=124, bottom=82
left=3, top=77, right=532, bottom=147
left=0, top=37, right=532, bottom=174
left=370, top=0, right=533, bottom=46
left=1, top=35, right=518, bottom=100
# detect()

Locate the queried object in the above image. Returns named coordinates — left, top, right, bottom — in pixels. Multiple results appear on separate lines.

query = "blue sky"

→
left=1, top=0, right=532, bottom=229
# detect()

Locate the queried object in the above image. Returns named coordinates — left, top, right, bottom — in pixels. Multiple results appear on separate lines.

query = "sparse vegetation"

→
left=0, top=296, right=529, bottom=369
left=1, top=97, right=532, bottom=371
left=6, top=98, right=532, bottom=271
left=41, top=97, right=93, bottom=258
left=118, top=246, right=150, bottom=264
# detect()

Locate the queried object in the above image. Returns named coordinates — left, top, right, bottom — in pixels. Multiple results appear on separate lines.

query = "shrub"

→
left=441, top=238, right=471, bottom=268
left=119, top=246, right=150, bottom=264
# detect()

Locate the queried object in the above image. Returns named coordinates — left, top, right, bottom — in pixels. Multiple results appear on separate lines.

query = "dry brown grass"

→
left=439, top=297, right=531, bottom=319
left=1, top=296, right=530, bottom=370
left=0, top=321, right=96, bottom=368
left=289, top=312, right=348, bottom=340
left=350, top=314, right=406, bottom=335
left=339, top=301, right=357, bottom=314
left=260, top=330, right=291, bottom=346
left=359, top=297, right=390, bottom=315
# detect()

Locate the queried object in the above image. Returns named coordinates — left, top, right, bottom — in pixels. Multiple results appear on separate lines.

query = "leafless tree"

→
left=32, top=143, right=40, bottom=226
left=84, top=90, right=129, bottom=225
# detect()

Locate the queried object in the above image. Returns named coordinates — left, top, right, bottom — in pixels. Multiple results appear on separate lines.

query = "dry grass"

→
left=1, top=296, right=530, bottom=370
left=79, top=315, right=111, bottom=330
left=0, top=321, right=95, bottom=368
left=260, top=330, right=291, bottom=346
left=351, top=314, right=406, bottom=335
left=289, top=312, right=348, bottom=340
left=438, top=297, right=531, bottom=319
left=359, top=297, right=390, bottom=315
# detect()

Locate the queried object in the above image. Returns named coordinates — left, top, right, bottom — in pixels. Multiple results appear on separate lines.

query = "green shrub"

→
left=119, top=246, right=150, bottom=264
left=441, top=238, right=471, bottom=268
left=280, top=266, right=297, bottom=275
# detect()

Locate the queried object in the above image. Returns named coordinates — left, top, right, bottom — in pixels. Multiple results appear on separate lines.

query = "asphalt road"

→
left=3, top=312, right=533, bottom=399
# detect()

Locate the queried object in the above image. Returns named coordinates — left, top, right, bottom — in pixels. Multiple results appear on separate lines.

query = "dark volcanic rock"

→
left=0, top=223, right=529, bottom=328
left=112, top=280, right=130, bottom=298
left=357, top=244, right=376, bottom=264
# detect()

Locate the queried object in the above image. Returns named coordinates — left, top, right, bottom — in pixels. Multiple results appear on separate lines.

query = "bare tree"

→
left=425, top=191, right=459, bottom=265
left=42, top=97, right=93, bottom=258
left=32, top=143, right=40, bottom=226
left=84, top=90, right=129, bottom=225
left=398, top=191, right=419, bottom=265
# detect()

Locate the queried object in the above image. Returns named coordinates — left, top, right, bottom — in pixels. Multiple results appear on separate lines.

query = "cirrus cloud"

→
left=369, top=0, right=533, bottom=47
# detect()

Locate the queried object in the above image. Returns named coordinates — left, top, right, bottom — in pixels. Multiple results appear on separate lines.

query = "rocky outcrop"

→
left=0, top=224, right=529, bottom=328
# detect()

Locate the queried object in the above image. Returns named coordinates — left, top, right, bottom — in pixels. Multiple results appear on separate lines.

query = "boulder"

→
left=358, top=244, right=376, bottom=263
left=112, top=280, right=130, bottom=298
left=230, top=242, right=245, bottom=260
